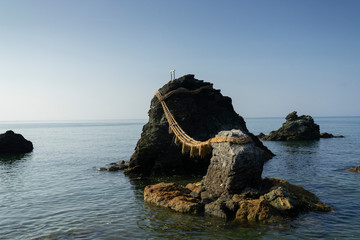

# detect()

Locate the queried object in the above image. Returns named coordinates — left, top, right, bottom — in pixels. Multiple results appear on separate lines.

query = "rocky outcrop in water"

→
left=320, top=132, right=344, bottom=138
left=0, top=130, right=33, bottom=154
left=126, top=74, right=273, bottom=176
left=98, top=160, right=129, bottom=172
left=144, top=177, right=331, bottom=223
left=144, top=182, right=204, bottom=214
left=144, top=128, right=331, bottom=223
left=202, top=130, right=268, bottom=198
left=346, top=166, right=360, bottom=173
left=258, top=111, right=320, bottom=141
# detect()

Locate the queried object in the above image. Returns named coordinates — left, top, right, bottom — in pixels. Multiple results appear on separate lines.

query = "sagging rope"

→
left=155, top=87, right=252, bottom=157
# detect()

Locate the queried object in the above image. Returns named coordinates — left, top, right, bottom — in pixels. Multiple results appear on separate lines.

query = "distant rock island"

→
left=0, top=130, right=33, bottom=154
left=258, top=111, right=343, bottom=141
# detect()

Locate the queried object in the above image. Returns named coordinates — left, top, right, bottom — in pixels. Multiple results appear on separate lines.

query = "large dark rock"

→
left=125, top=74, right=273, bottom=176
left=0, top=130, right=33, bottom=154
left=259, top=111, right=320, bottom=141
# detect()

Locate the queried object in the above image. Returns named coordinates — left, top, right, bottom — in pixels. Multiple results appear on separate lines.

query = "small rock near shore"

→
left=0, top=130, right=33, bottom=154
left=346, top=166, right=360, bottom=173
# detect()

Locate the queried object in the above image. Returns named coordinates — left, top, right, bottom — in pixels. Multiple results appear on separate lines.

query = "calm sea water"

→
left=1, top=117, right=359, bottom=240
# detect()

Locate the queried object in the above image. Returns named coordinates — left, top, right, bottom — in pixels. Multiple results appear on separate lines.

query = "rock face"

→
left=0, top=130, right=33, bottom=154
left=126, top=74, right=273, bottom=176
left=259, top=111, right=320, bottom=141
left=202, top=130, right=268, bottom=198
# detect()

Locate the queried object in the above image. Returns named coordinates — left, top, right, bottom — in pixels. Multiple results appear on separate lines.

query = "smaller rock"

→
left=144, top=182, right=204, bottom=214
left=0, top=130, right=33, bottom=154
left=98, top=167, right=107, bottom=171
left=346, top=166, right=360, bottom=173
left=320, top=132, right=334, bottom=138
left=186, top=182, right=202, bottom=193
left=261, top=186, right=298, bottom=214
left=119, top=160, right=125, bottom=165
left=107, top=165, right=120, bottom=172
left=204, top=195, right=238, bottom=219
left=259, top=111, right=320, bottom=141
left=261, top=178, right=331, bottom=213
left=118, top=164, right=128, bottom=170
left=235, top=199, right=281, bottom=223
left=320, top=132, right=344, bottom=138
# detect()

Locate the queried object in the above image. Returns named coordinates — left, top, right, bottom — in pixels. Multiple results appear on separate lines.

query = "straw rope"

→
left=155, top=88, right=252, bottom=157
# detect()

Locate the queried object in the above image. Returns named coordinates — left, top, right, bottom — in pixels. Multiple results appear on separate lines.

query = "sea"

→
left=0, top=117, right=359, bottom=240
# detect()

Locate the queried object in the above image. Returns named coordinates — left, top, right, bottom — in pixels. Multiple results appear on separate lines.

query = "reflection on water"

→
left=0, top=153, right=32, bottom=164
left=279, top=140, right=319, bottom=150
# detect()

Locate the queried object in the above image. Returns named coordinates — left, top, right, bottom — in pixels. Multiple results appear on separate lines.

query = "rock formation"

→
left=320, top=132, right=344, bottom=138
left=144, top=177, right=331, bottom=223
left=143, top=128, right=331, bottom=223
left=202, top=130, right=267, bottom=198
left=258, top=111, right=320, bottom=141
left=346, top=166, right=360, bottom=173
left=0, top=130, right=33, bottom=154
left=126, top=74, right=273, bottom=176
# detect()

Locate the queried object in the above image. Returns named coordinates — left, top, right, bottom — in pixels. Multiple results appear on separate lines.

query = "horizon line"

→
left=1, top=115, right=360, bottom=123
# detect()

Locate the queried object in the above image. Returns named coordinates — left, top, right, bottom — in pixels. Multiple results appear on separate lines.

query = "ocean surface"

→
left=1, top=117, right=359, bottom=240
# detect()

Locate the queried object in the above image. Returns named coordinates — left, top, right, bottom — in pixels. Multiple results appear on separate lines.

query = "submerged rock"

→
left=144, top=182, right=204, bottom=214
left=346, top=166, right=360, bottom=173
left=126, top=74, right=273, bottom=176
left=258, top=111, right=320, bottom=141
left=0, top=130, right=33, bottom=154
left=320, top=132, right=344, bottom=138
left=98, top=160, right=129, bottom=172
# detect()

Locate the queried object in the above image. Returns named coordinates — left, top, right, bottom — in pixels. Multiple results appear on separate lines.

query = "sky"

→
left=1, top=0, right=359, bottom=121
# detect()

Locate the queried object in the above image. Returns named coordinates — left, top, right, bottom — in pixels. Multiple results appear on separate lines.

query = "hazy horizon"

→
left=1, top=0, right=359, bottom=121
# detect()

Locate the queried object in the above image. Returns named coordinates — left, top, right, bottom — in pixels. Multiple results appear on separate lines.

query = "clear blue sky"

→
left=1, top=0, right=359, bottom=120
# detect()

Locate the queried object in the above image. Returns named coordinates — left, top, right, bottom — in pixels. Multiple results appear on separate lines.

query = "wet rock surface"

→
left=144, top=182, right=204, bottom=214
left=143, top=128, right=330, bottom=223
left=126, top=74, right=273, bottom=176
left=346, top=166, right=360, bottom=173
left=0, top=130, right=33, bottom=154
left=258, top=111, right=320, bottom=141
left=144, top=177, right=331, bottom=223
